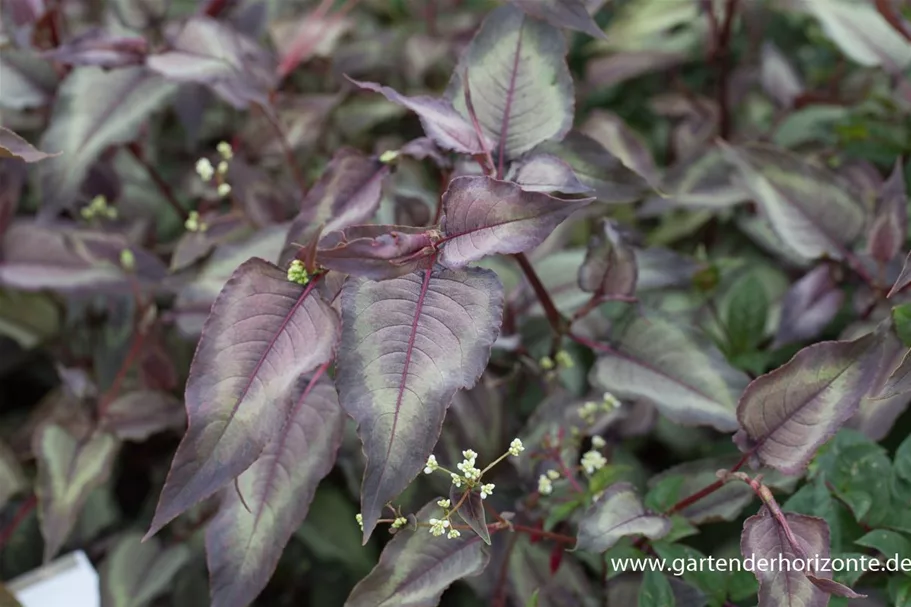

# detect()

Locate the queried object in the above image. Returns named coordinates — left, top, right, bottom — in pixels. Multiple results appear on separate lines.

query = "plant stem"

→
left=126, top=143, right=188, bottom=222
left=511, top=523, right=576, bottom=546
left=0, top=495, right=37, bottom=549
left=97, top=319, right=149, bottom=418
left=713, top=0, right=738, bottom=140
left=255, top=104, right=309, bottom=197
left=513, top=252, right=565, bottom=338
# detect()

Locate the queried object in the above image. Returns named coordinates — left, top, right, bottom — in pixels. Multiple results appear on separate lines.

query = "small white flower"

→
left=216, top=141, right=233, bottom=160
left=217, top=160, right=229, bottom=175
left=355, top=513, right=363, bottom=531
left=480, top=483, right=495, bottom=499
left=462, top=449, right=477, bottom=463
left=581, top=450, right=607, bottom=475
left=591, top=435, right=607, bottom=449
left=554, top=350, right=574, bottom=368
left=456, top=450, right=481, bottom=481
left=602, top=392, right=620, bottom=411
left=546, top=469, right=560, bottom=480
left=195, top=158, right=215, bottom=182
left=217, top=182, right=232, bottom=198
left=184, top=210, right=206, bottom=233
left=508, top=438, right=524, bottom=457
left=424, top=454, right=439, bottom=474
left=437, top=498, right=451, bottom=509
left=451, top=473, right=462, bottom=488
left=578, top=401, right=599, bottom=424
left=537, top=475, right=553, bottom=495
left=447, top=529, right=461, bottom=539
left=391, top=516, right=407, bottom=529
left=429, top=518, right=450, bottom=536
left=539, top=355, right=555, bottom=370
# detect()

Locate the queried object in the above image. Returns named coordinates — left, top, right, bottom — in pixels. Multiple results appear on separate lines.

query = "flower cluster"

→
left=355, top=513, right=363, bottom=531
left=184, top=210, right=207, bottom=233
left=80, top=194, right=117, bottom=220
left=539, top=350, right=574, bottom=372
left=287, top=260, right=310, bottom=286
left=195, top=141, right=233, bottom=199
left=537, top=469, right=560, bottom=496
left=578, top=391, right=621, bottom=425
left=456, top=449, right=481, bottom=482
left=581, top=450, right=608, bottom=475
left=508, top=438, right=524, bottom=457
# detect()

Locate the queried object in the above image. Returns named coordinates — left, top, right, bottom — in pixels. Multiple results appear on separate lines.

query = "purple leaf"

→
left=346, top=78, right=492, bottom=156
left=850, top=326, right=911, bottom=440
left=889, top=251, right=911, bottom=298
left=345, top=500, right=491, bottom=607
left=206, top=371, right=344, bottom=607
left=446, top=5, right=574, bottom=160
left=773, top=265, right=844, bottom=348
left=337, top=266, right=503, bottom=539
left=734, top=327, right=885, bottom=474
left=33, top=425, right=119, bottom=562
left=509, top=0, right=607, bottom=40
left=581, top=110, right=658, bottom=185
left=439, top=176, right=593, bottom=268
left=868, top=159, right=908, bottom=265
left=99, top=390, right=186, bottom=442
left=37, top=66, right=176, bottom=216
left=281, top=148, right=390, bottom=264
left=535, top=132, right=648, bottom=204
left=41, top=29, right=148, bottom=68
left=170, top=211, right=251, bottom=272
left=0, top=50, right=58, bottom=110
left=589, top=309, right=750, bottom=432
left=806, top=0, right=911, bottom=71
left=578, top=219, right=638, bottom=297
left=719, top=141, right=867, bottom=260
left=507, top=534, right=594, bottom=607
left=450, top=486, right=490, bottom=545
left=741, top=508, right=862, bottom=607
left=438, top=381, right=504, bottom=474
left=316, top=225, right=438, bottom=280
left=398, top=137, right=450, bottom=167
left=0, top=126, right=60, bottom=162
left=574, top=482, right=671, bottom=552
left=146, top=17, right=276, bottom=109
left=99, top=531, right=190, bottom=607
left=505, top=153, right=592, bottom=194
left=585, top=51, right=687, bottom=90
left=146, top=258, right=340, bottom=538
left=655, top=147, right=749, bottom=210
left=0, top=222, right=166, bottom=294
left=760, top=42, right=804, bottom=108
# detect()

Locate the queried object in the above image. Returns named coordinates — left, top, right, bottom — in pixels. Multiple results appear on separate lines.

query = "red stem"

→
left=203, top=0, right=232, bottom=17
left=514, top=253, right=565, bottom=338
left=714, top=0, right=738, bottom=140
left=126, top=143, right=188, bottom=221
left=255, top=104, right=309, bottom=196
left=97, top=317, right=149, bottom=418
left=0, top=495, right=37, bottom=549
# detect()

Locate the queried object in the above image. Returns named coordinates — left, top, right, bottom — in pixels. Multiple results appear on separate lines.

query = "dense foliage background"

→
left=6, top=0, right=911, bottom=606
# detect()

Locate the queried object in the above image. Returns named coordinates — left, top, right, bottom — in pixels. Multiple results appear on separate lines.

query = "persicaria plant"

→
left=7, top=0, right=911, bottom=606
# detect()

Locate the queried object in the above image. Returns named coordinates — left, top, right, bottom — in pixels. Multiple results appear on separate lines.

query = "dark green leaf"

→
left=637, top=570, right=675, bottom=607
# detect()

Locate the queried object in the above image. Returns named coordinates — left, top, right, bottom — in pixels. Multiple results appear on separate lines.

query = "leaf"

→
left=773, top=265, right=844, bottom=348
left=760, top=41, right=803, bottom=108
left=581, top=110, right=658, bottom=185
left=806, top=0, right=911, bottom=70
left=346, top=78, right=491, bottom=155
left=296, top=486, right=378, bottom=577
left=344, top=500, right=491, bottom=607
left=867, top=160, right=907, bottom=264
left=589, top=308, right=750, bottom=432
left=637, top=570, right=674, bottom=607
left=741, top=508, right=861, bottom=607
left=99, top=390, right=186, bottom=442
left=146, top=258, right=339, bottom=538
left=41, top=29, right=148, bottom=68
left=508, top=534, right=594, bottom=607
left=0, top=439, right=26, bottom=510
left=849, top=326, right=911, bottom=441
left=33, top=424, right=119, bottom=562
left=509, top=0, right=607, bottom=40
left=578, top=219, right=637, bottom=298
left=828, top=443, right=892, bottom=525
left=725, top=273, right=769, bottom=355
left=0, top=50, right=58, bottom=110
left=505, top=153, right=593, bottom=194
left=734, top=328, right=885, bottom=474
left=206, top=371, right=345, bottom=607
left=100, top=531, right=190, bottom=607
left=0, top=127, right=60, bottom=163
left=889, top=251, right=911, bottom=298
left=450, top=486, right=490, bottom=545
left=855, top=529, right=911, bottom=560
left=146, top=17, right=275, bottom=109
left=37, top=66, right=176, bottom=216
left=439, top=176, right=592, bottom=268
left=316, top=225, right=437, bottom=280
left=719, top=141, right=867, bottom=261
left=535, top=132, right=648, bottom=204
left=575, top=482, right=670, bottom=553
left=281, top=148, right=390, bottom=264
left=337, top=266, right=503, bottom=538
left=446, top=5, right=574, bottom=160
left=895, top=304, right=911, bottom=346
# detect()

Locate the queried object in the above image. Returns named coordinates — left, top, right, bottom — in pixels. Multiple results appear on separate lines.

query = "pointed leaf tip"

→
left=337, top=266, right=504, bottom=538
left=147, top=258, right=339, bottom=537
